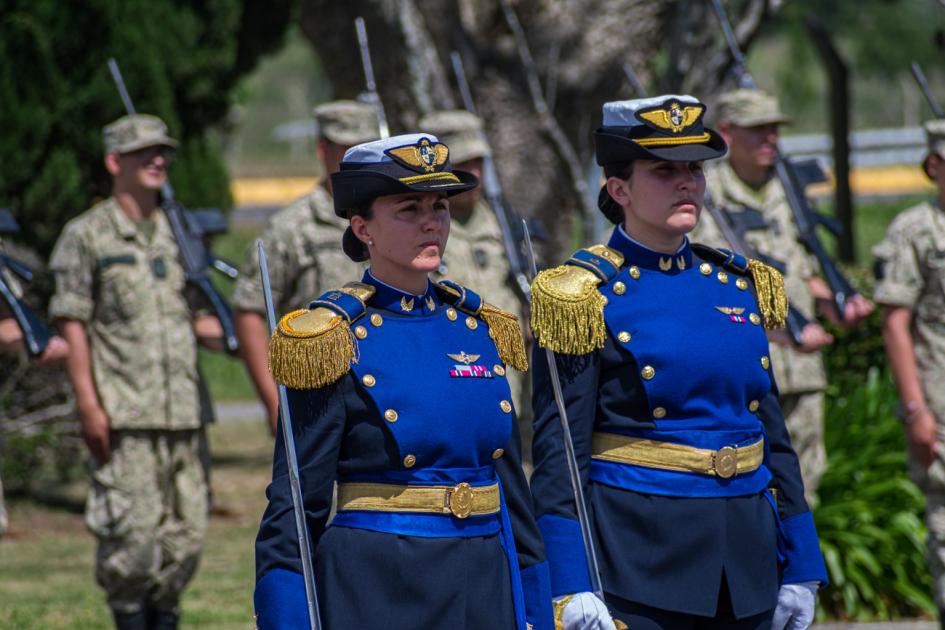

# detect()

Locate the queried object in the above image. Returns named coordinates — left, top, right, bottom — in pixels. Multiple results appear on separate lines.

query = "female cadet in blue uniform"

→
left=528, top=96, right=828, bottom=629
left=253, top=133, right=553, bottom=630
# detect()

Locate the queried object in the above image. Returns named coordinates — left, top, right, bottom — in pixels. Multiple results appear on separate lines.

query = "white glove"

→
left=771, top=581, right=818, bottom=630
left=556, top=591, right=617, bottom=630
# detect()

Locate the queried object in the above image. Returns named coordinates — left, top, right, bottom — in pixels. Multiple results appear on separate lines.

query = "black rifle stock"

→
left=710, top=0, right=859, bottom=316
left=106, top=58, right=239, bottom=354
left=0, top=209, right=51, bottom=357
left=450, top=51, right=531, bottom=300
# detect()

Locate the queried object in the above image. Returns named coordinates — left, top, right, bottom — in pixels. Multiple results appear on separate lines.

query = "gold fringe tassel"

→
left=268, top=312, right=356, bottom=389
left=747, top=259, right=788, bottom=330
left=530, top=266, right=608, bottom=355
left=481, top=304, right=528, bottom=372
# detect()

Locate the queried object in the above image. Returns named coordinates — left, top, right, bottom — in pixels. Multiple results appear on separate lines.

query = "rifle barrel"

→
left=911, top=61, right=945, bottom=118
left=355, top=17, right=389, bottom=139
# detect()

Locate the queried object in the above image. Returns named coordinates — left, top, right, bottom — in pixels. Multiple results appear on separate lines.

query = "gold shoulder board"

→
left=530, top=245, right=623, bottom=355
left=268, top=307, right=355, bottom=389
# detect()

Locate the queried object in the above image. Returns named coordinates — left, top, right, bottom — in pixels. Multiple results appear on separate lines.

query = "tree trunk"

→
left=299, top=0, right=776, bottom=260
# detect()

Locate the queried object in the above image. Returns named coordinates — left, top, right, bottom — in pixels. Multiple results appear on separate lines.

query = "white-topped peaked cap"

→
left=602, top=95, right=701, bottom=127
left=595, top=94, right=727, bottom=164
left=331, top=133, right=478, bottom=216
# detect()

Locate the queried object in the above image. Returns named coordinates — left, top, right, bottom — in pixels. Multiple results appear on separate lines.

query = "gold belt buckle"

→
left=714, top=446, right=738, bottom=478
left=447, top=482, right=475, bottom=519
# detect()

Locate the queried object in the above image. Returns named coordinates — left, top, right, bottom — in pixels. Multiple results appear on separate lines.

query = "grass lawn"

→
left=0, top=418, right=274, bottom=629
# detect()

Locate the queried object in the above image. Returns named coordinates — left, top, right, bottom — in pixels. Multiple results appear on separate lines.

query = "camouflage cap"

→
left=313, top=100, right=379, bottom=146
left=925, top=119, right=945, bottom=158
left=922, top=119, right=945, bottom=177
left=103, top=114, right=178, bottom=154
left=418, top=110, right=491, bottom=164
left=716, top=88, right=791, bottom=127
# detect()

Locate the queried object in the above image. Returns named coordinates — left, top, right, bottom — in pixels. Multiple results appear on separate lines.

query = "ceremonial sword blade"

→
left=257, top=241, right=322, bottom=630
left=522, top=222, right=604, bottom=599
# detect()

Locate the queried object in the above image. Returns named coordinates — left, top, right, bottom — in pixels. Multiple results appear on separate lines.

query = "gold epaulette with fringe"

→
left=437, top=280, right=529, bottom=372
left=530, top=244, right=624, bottom=355
left=481, top=303, right=528, bottom=372
left=267, top=283, right=375, bottom=389
left=746, top=259, right=788, bottom=330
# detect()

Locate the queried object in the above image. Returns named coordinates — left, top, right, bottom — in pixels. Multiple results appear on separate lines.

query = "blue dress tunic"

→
left=254, top=271, right=553, bottom=630
left=529, top=227, right=827, bottom=622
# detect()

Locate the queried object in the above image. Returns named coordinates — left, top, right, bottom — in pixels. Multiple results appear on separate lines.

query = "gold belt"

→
left=336, top=481, right=501, bottom=519
left=591, top=432, right=765, bottom=479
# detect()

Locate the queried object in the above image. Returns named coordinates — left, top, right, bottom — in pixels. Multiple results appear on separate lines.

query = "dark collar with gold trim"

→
left=361, top=269, right=440, bottom=316
left=607, top=226, right=692, bottom=274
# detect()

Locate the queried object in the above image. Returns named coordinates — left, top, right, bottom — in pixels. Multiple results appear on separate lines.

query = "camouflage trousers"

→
left=780, top=390, right=826, bottom=505
left=85, top=429, right=208, bottom=614
left=909, top=407, right=945, bottom=611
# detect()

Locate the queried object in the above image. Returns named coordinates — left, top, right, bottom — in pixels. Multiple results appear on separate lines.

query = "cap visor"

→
left=117, top=136, right=179, bottom=154
left=332, top=169, right=479, bottom=217
left=595, top=128, right=727, bottom=164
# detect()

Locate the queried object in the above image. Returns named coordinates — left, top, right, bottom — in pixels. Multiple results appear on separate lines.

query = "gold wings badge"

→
left=386, top=138, right=450, bottom=173
left=447, top=351, right=481, bottom=365
left=638, top=102, right=703, bottom=134
left=714, top=306, right=746, bottom=315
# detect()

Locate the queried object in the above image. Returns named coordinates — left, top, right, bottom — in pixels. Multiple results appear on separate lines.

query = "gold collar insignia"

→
left=400, top=296, right=415, bottom=312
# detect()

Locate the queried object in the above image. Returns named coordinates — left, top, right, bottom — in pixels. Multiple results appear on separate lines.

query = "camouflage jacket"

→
left=873, top=200, right=945, bottom=415
left=232, top=185, right=362, bottom=317
left=433, top=199, right=526, bottom=323
left=691, top=160, right=826, bottom=394
left=49, top=197, right=200, bottom=430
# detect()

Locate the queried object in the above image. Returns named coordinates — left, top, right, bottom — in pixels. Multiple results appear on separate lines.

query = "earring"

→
left=368, top=239, right=375, bottom=246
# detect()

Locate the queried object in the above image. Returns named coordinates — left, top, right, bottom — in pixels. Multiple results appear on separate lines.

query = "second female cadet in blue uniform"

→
left=253, top=133, right=553, bottom=629
left=529, top=96, right=828, bottom=629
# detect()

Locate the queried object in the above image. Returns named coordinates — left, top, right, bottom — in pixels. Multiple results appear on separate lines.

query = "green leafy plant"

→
left=816, top=305, right=935, bottom=620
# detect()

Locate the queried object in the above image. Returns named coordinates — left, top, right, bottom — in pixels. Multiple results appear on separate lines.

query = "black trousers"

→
left=606, top=577, right=774, bottom=630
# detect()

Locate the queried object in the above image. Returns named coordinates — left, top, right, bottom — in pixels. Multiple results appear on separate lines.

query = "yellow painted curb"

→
left=231, top=177, right=318, bottom=207
left=805, top=165, right=933, bottom=198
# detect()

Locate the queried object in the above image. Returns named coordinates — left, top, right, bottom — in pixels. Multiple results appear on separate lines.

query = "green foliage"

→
left=0, top=0, right=295, bottom=257
left=816, top=298, right=935, bottom=620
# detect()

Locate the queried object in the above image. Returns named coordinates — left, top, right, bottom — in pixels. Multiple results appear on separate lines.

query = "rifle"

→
left=106, top=58, right=239, bottom=354
left=710, top=0, right=859, bottom=316
left=0, top=208, right=51, bottom=357
left=622, top=61, right=812, bottom=345
left=450, top=51, right=532, bottom=300
left=911, top=61, right=945, bottom=118
left=354, top=17, right=390, bottom=139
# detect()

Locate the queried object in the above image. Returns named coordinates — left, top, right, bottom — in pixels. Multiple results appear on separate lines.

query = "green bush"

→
left=0, top=0, right=294, bottom=258
left=816, top=281, right=935, bottom=620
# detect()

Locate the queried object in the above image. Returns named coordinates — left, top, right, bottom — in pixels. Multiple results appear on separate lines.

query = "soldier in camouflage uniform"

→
left=418, top=110, right=533, bottom=465
left=233, top=100, right=377, bottom=434
left=690, top=89, right=872, bottom=503
left=874, top=119, right=945, bottom=618
left=0, top=237, right=69, bottom=539
left=49, top=115, right=221, bottom=630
